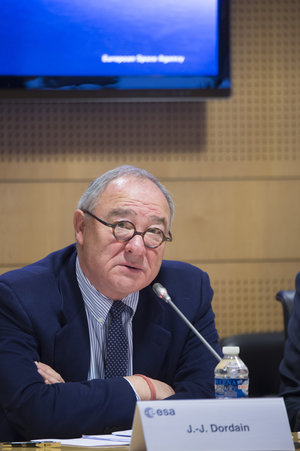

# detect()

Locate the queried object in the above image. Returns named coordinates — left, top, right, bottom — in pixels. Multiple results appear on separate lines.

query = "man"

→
left=0, top=165, right=220, bottom=440
left=280, top=272, right=300, bottom=431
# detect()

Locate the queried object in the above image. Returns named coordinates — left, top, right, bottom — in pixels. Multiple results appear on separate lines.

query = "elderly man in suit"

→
left=0, top=165, right=220, bottom=440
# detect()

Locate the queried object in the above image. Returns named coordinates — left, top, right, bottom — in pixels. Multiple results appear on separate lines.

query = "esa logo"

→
left=144, top=407, right=176, bottom=419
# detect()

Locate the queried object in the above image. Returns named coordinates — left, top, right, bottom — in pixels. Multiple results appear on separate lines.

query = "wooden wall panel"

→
left=0, top=183, right=83, bottom=265
left=1, top=179, right=299, bottom=266
left=165, top=180, right=300, bottom=261
left=0, top=0, right=299, bottom=339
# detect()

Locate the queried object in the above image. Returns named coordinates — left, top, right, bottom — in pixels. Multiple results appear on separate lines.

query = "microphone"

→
left=152, top=282, right=221, bottom=362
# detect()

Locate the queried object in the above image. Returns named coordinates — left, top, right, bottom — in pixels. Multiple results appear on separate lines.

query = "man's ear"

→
left=73, top=209, right=85, bottom=245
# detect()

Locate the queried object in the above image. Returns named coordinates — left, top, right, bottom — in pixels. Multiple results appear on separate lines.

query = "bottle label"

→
left=215, top=378, right=249, bottom=399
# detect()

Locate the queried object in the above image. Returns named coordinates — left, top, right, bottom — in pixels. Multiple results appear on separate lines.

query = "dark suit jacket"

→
left=280, top=272, right=300, bottom=431
left=0, top=244, right=220, bottom=440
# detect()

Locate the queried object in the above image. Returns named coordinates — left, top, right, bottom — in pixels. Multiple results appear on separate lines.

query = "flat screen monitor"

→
left=0, top=0, right=231, bottom=101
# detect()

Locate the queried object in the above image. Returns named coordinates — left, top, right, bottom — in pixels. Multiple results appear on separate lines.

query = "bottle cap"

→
left=222, top=346, right=240, bottom=355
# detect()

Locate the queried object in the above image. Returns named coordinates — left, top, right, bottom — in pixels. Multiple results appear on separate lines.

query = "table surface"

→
left=2, top=436, right=300, bottom=450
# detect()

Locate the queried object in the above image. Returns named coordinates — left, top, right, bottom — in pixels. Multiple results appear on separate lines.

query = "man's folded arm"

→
left=0, top=284, right=137, bottom=440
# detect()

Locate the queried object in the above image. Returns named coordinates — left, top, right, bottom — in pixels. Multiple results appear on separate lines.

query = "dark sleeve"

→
left=0, top=281, right=136, bottom=440
left=280, top=272, right=300, bottom=431
left=166, top=267, right=221, bottom=400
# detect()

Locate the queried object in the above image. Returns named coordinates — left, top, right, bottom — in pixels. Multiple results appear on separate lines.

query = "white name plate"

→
left=130, top=398, right=294, bottom=451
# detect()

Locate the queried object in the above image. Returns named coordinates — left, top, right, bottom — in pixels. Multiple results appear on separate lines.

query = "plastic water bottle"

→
left=214, top=346, right=249, bottom=399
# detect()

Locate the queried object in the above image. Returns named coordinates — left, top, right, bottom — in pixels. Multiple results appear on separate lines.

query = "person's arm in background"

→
left=280, top=272, right=300, bottom=431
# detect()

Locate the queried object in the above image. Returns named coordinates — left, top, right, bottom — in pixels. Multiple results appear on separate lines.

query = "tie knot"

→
left=110, top=301, right=130, bottom=319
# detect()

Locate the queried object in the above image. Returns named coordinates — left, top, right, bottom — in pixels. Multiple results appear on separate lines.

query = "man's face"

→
left=74, top=176, right=171, bottom=299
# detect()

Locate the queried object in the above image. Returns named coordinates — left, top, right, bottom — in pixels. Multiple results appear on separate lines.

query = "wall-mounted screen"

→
left=0, top=0, right=231, bottom=101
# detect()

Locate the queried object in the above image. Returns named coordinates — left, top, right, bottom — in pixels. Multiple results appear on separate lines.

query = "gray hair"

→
left=77, top=165, right=174, bottom=224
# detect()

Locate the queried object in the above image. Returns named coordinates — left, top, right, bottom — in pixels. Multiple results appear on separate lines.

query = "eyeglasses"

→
left=82, top=209, right=172, bottom=249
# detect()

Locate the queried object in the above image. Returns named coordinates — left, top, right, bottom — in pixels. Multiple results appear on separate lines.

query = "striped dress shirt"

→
left=76, top=257, right=139, bottom=380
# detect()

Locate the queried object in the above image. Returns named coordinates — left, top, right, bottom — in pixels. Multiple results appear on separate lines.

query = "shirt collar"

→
left=75, top=256, right=139, bottom=323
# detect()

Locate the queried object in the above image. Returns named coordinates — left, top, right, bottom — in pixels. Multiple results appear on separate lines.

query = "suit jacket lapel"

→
left=53, top=249, right=91, bottom=382
left=132, top=285, right=172, bottom=377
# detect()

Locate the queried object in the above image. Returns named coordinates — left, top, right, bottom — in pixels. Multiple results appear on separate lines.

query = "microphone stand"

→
left=153, top=283, right=222, bottom=362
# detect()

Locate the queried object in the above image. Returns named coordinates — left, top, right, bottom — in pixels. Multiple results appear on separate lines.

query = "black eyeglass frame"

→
left=82, top=209, right=172, bottom=249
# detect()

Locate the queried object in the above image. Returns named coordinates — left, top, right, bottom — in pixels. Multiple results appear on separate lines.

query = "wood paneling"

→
left=1, top=179, right=299, bottom=265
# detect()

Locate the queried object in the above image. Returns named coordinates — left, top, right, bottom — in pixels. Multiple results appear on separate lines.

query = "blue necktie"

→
left=105, top=301, right=131, bottom=378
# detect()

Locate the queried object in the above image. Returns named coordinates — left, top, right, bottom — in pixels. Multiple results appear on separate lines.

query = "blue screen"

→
left=0, top=0, right=230, bottom=98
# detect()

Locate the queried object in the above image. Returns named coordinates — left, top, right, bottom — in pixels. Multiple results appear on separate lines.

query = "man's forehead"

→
left=99, top=176, right=163, bottom=202
left=96, top=177, right=171, bottom=223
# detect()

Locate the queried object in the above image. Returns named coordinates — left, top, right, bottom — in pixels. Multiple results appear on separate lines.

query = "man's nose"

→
left=125, top=234, right=146, bottom=253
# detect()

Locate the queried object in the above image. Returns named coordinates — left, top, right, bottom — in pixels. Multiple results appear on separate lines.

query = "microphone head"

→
left=152, top=283, right=171, bottom=303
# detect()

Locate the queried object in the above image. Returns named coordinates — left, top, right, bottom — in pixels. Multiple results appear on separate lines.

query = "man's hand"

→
left=125, top=375, right=175, bottom=400
left=35, top=361, right=65, bottom=384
